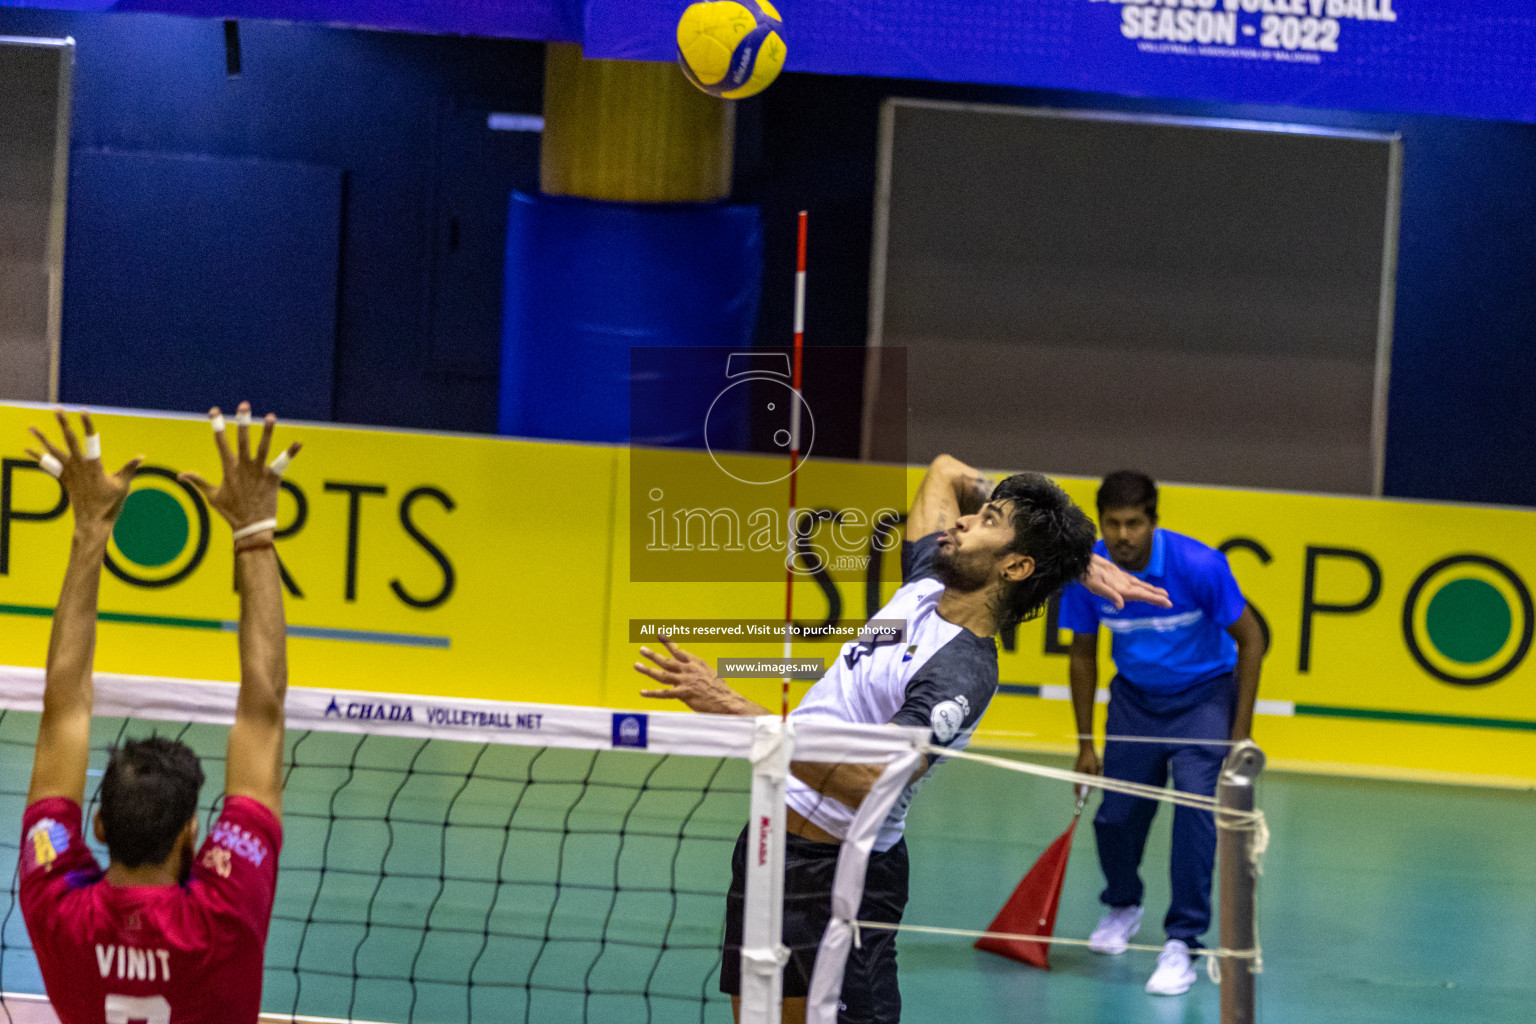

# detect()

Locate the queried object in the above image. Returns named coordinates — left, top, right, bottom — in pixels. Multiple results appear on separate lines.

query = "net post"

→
left=740, top=715, right=794, bottom=1024
left=1217, top=739, right=1265, bottom=1024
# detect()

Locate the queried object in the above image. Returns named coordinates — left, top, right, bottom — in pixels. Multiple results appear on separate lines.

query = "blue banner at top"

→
left=589, top=0, right=1536, bottom=123
left=8, top=0, right=1536, bottom=123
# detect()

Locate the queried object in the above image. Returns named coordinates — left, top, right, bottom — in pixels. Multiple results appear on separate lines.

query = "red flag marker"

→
left=975, top=798, right=1085, bottom=970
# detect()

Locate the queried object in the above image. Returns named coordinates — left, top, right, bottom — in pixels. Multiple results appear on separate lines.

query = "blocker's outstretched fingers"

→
left=235, top=401, right=253, bottom=462
left=268, top=441, right=301, bottom=477
left=209, top=407, right=235, bottom=470
left=188, top=406, right=292, bottom=538
left=114, top=457, right=144, bottom=483
left=28, top=426, right=66, bottom=463
left=255, top=413, right=276, bottom=465
left=53, top=409, right=81, bottom=458
left=24, top=446, right=63, bottom=478
left=178, top=471, right=217, bottom=502
left=80, top=412, right=102, bottom=461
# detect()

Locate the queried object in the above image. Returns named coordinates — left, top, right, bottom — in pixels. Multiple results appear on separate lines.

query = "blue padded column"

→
left=498, top=191, right=763, bottom=446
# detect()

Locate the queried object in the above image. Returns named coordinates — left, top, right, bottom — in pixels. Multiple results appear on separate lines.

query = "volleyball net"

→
left=0, top=670, right=925, bottom=1024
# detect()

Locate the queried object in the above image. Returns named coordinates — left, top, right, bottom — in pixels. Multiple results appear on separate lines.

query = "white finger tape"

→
left=269, top=450, right=292, bottom=476
left=211, top=413, right=226, bottom=433
left=231, top=518, right=279, bottom=542
left=39, top=453, right=63, bottom=479
left=83, top=433, right=101, bottom=461
left=235, top=409, right=253, bottom=427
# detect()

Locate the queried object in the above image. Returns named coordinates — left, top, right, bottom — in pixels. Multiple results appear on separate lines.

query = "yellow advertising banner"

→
left=0, top=404, right=619, bottom=708
left=1, top=403, right=1532, bottom=787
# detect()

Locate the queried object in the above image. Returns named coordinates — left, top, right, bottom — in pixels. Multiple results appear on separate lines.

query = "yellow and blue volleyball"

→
left=676, top=0, right=786, bottom=100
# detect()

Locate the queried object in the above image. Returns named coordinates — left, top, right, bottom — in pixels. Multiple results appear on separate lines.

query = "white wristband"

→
left=235, top=409, right=253, bottom=427
left=232, top=518, right=278, bottom=542
left=268, top=450, right=292, bottom=476
left=83, top=433, right=101, bottom=461
left=211, top=413, right=226, bottom=434
left=38, top=453, right=63, bottom=479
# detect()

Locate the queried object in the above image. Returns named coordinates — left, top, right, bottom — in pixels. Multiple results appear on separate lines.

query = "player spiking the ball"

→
left=635, top=455, right=1170, bottom=1024
left=19, top=404, right=298, bottom=1024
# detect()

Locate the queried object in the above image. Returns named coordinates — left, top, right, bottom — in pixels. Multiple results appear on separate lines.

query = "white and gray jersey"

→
left=785, top=532, right=999, bottom=851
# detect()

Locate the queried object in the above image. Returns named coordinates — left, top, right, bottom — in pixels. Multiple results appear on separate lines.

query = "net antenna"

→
left=782, top=210, right=807, bottom=720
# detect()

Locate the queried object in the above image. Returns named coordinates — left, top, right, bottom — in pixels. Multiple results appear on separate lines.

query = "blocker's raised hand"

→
left=25, top=409, right=143, bottom=534
left=179, top=402, right=301, bottom=536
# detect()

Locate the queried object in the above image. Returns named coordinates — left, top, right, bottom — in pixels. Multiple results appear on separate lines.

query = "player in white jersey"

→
left=635, top=454, right=1168, bottom=1024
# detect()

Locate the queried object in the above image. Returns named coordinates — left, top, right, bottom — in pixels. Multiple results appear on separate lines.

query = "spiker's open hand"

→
left=635, top=637, right=759, bottom=716
left=25, top=410, right=143, bottom=537
left=1083, top=553, right=1172, bottom=610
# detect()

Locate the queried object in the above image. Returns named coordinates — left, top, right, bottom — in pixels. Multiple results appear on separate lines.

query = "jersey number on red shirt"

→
left=104, top=994, right=171, bottom=1023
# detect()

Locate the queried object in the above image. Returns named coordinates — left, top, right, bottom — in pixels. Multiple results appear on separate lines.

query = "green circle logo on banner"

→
left=114, top=489, right=190, bottom=568
left=1404, top=554, right=1533, bottom=686
left=104, top=467, right=210, bottom=589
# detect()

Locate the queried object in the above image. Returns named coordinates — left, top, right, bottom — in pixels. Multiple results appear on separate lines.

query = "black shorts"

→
left=721, top=825, right=909, bottom=1024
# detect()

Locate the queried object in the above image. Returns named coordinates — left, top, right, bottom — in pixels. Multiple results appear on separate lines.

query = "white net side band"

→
left=0, top=667, right=924, bottom=766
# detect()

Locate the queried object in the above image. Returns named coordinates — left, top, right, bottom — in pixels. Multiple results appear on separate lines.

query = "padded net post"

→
left=738, top=717, right=793, bottom=1024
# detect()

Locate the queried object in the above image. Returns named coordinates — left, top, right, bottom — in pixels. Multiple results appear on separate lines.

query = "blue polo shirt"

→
left=1059, top=528, right=1247, bottom=693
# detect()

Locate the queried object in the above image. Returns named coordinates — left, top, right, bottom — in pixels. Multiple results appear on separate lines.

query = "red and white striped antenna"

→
left=783, top=210, right=807, bottom=719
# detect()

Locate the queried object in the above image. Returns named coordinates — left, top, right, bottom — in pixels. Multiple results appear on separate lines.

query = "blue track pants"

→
left=1093, top=671, right=1236, bottom=946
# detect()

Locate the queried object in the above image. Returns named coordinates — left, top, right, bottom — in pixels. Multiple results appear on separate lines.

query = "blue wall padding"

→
left=498, top=192, right=763, bottom=445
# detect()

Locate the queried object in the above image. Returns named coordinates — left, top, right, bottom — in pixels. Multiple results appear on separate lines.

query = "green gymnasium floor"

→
left=1, top=710, right=1532, bottom=1024
left=902, top=751, right=1536, bottom=1024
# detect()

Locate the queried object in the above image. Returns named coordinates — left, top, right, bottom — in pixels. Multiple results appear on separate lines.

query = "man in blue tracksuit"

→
left=1059, top=470, right=1265, bottom=996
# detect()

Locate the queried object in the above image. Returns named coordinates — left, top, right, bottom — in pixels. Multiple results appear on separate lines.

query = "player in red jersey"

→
left=18, top=404, right=300, bottom=1024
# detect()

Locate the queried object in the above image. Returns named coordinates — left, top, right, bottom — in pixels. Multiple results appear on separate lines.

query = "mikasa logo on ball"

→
left=929, top=695, right=970, bottom=744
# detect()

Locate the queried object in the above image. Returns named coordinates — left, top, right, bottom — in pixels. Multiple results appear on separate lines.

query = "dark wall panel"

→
left=875, top=104, right=1396, bottom=495
left=61, top=150, right=340, bottom=417
left=742, top=76, right=1536, bottom=507
left=0, top=38, right=68, bottom=401
left=1383, top=115, right=1536, bottom=508
left=0, top=7, right=544, bottom=432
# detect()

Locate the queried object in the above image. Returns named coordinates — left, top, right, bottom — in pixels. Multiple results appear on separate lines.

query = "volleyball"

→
left=676, top=1, right=786, bottom=100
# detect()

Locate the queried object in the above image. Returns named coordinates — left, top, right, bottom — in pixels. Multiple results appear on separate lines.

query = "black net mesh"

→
left=0, top=708, right=751, bottom=1023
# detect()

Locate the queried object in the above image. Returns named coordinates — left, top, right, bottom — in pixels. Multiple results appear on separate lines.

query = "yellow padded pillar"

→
left=540, top=42, right=734, bottom=203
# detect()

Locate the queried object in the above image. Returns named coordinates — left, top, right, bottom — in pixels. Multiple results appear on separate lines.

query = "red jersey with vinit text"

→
left=19, top=795, right=281, bottom=1024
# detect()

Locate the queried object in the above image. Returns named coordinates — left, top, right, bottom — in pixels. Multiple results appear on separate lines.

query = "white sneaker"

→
left=1146, top=939, right=1197, bottom=995
left=1087, top=904, right=1143, bottom=955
